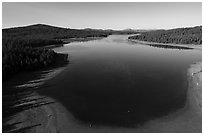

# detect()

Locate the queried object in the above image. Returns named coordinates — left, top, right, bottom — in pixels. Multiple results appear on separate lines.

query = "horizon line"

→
left=2, top=23, right=202, bottom=31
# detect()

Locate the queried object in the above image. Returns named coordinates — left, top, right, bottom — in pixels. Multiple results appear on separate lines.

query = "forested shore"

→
left=2, top=24, right=112, bottom=81
left=3, top=24, right=202, bottom=81
left=128, top=26, right=202, bottom=45
left=2, top=24, right=140, bottom=132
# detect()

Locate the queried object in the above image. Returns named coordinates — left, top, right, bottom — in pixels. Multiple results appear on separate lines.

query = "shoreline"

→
left=128, top=39, right=202, bottom=50
left=42, top=36, right=107, bottom=49
left=187, top=62, right=202, bottom=113
left=3, top=36, right=202, bottom=132
left=4, top=61, right=202, bottom=132
left=3, top=35, right=105, bottom=82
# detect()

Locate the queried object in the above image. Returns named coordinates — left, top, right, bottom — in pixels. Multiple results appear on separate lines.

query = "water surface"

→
left=38, top=35, right=201, bottom=127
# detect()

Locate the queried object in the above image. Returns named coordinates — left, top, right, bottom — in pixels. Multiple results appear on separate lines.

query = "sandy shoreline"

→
left=5, top=60, right=202, bottom=133
left=128, top=39, right=202, bottom=50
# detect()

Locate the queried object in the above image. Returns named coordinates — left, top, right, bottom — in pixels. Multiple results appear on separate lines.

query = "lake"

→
left=36, top=34, right=201, bottom=128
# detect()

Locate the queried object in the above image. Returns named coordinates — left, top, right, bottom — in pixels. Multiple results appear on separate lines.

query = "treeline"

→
left=3, top=24, right=111, bottom=81
left=3, top=24, right=110, bottom=48
left=128, top=26, right=202, bottom=45
left=3, top=24, right=141, bottom=81
left=2, top=45, right=67, bottom=81
left=83, top=28, right=141, bottom=35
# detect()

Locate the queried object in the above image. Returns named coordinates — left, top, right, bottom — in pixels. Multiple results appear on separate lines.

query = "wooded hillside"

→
left=128, top=26, right=202, bottom=45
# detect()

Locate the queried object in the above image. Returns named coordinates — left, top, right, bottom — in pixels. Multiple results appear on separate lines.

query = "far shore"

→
left=41, top=36, right=106, bottom=49
left=61, top=36, right=105, bottom=44
left=128, top=39, right=202, bottom=50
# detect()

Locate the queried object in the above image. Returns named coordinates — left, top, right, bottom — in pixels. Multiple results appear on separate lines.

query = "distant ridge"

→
left=3, top=23, right=109, bottom=42
left=3, top=23, right=64, bottom=30
left=3, top=24, right=140, bottom=35
left=2, top=23, right=110, bottom=81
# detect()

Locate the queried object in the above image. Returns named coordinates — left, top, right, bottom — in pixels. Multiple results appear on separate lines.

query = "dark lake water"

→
left=37, top=35, right=201, bottom=127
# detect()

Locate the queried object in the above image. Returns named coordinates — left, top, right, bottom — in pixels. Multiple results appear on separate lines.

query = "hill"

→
left=2, top=24, right=113, bottom=81
left=3, top=24, right=109, bottom=48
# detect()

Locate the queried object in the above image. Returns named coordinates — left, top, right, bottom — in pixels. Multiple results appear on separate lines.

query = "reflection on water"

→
left=36, top=35, right=201, bottom=128
left=128, top=40, right=193, bottom=50
left=138, top=43, right=193, bottom=50
left=146, top=43, right=193, bottom=50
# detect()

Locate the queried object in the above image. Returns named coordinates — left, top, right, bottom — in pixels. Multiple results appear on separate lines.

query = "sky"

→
left=2, top=2, right=202, bottom=30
